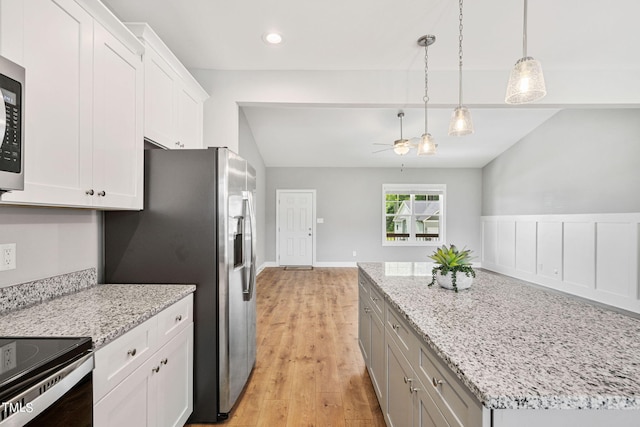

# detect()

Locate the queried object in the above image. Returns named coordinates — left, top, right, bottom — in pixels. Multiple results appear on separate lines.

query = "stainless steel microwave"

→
left=0, top=54, right=24, bottom=194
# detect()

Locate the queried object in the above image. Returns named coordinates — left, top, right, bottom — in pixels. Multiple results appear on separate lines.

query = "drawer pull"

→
left=85, top=189, right=94, bottom=195
left=127, top=348, right=137, bottom=357
left=403, top=376, right=413, bottom=384
left=97, top=190, right=106, bottom=197
left=372, top=296, right=379, bottom=301
left=432, top=377, right=443, bottom=387
left=364, top=307, right=371, bottom=313
left=161, top=358, right=168, bottom=365
left=392, top=324, right=400, bottom=330
left=175, top=314, right=183, bottom=322
left=410, top=386, right=420, bottom=394
left=152, top=366, right=160, bottom=373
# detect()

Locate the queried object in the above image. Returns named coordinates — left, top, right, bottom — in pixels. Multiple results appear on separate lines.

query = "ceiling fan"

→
left=372, top=112, right=419, bottom=156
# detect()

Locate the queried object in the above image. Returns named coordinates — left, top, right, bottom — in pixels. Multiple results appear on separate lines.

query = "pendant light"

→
left=448, top=0, right=474, bottom=136
left=505, top=0, right=546, bottom=104
left=393, top=112, right=411, bottom=155
left=416, top=35, right=437, bottom=156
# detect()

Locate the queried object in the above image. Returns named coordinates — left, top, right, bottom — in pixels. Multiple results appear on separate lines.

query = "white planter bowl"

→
left=435, top=271, right=473, bottom=291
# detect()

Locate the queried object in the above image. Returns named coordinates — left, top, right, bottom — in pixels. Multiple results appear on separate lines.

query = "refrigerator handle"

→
left=243, top=190, right=257, bottom=300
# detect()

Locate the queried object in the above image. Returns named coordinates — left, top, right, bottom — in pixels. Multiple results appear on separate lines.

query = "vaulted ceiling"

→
left=102, top=0, right=639, bottom=167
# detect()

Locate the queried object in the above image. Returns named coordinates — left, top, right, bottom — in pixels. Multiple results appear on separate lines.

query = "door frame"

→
left=275, top=189, right=317, bottom=267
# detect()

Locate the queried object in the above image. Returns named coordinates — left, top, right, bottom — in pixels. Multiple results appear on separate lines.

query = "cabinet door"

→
left=0, top=0, right=93, bottom=207
left=92, top=22, right=143, bottom=209
left=370, top=311, right=385, bottom=405
left=175, top=85, right=202, bottom=149
left=358, top=298, right=372, bottom=363
left=385, top=332, right=414, bottom=427
left=415, top=385, right=450, bottom=427
left=94, top=354, right=158, bottom=427
left=156, top=323, right=193, bottom=427
left=143, top=47, right=176, bottom=148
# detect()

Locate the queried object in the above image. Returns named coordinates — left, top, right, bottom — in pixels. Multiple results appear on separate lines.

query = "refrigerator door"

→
left=218, top=149, right=256, bottom=413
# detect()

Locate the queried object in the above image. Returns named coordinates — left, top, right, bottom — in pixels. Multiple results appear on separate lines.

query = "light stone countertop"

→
left=358, top=262, right=640, bottom=410
left=0, top=284, right=195, bottom=349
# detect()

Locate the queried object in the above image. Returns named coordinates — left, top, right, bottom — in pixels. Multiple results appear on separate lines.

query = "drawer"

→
left=385, top=305, right=415, bottom=360
left=157, top=293, right=193, bottom=343
left=94, top=315, right=158, bottom=403
left=416, top=342, right=481, bottom=427
left=368, top=284, right=384, bottom=319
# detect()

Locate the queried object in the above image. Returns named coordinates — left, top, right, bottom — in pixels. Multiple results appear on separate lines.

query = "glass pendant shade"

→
left=393, top=139, right=410, bottom=155
left=448, top=106, right=473, bottom=136
left=416, top=133, right=436, bottom=156
left=505, top=57, right=546, bottom=104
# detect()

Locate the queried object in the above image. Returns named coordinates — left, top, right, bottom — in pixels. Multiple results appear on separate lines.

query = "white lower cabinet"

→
left=94, top=295, right=194, bottom=427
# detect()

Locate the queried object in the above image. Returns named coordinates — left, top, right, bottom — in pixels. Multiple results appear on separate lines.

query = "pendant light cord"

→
left=458, top=0, right=464, bottom=107
left=523, top=0, right=528, bottom=57
left=423, top=43, right=429, bottom=134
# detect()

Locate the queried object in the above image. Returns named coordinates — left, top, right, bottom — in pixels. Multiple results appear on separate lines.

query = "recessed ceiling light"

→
left=263, top=32, right=283, bottom=45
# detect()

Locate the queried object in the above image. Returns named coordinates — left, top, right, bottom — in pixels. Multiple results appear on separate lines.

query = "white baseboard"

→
left=258, top=261, right=358, bottom=272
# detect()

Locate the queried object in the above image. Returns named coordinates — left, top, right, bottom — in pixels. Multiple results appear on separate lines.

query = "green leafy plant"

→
left=428, top=244, right=476, bottom=292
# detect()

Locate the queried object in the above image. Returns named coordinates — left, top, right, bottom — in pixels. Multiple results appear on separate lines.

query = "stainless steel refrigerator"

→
left=104, top=147, right=256, bottom=423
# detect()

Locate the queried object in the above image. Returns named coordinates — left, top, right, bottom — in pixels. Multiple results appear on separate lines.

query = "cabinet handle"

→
left=372, top=296, right=379, bottom=301
left=175, top=314, right=183, bottom=322
left=97, top=190, right=106, bottom=197
left=364, top=307, right=371, bottom=313
left=392, top=324, right=400, bottom=330
left=161, top=358, right=168, bottom=365
left=403, top=376, right=413, bottom=384
left=127, top=348, right=137, bottom=357
left=410, top=386, right=420, bottom=394
left=152, top=366, right=160, bottom=373
left=85, top=189, right=94, bottom=195
left=432, top=377, right=443, bottom=387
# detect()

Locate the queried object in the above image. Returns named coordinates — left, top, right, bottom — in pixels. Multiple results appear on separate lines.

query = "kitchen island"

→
left=358, top=262, right=640, bottom=427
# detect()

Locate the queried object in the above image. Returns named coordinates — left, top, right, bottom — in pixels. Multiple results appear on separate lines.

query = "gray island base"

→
left=357, top=262, right=640, bottom=427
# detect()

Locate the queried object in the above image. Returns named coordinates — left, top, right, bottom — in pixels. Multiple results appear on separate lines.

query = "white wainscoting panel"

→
left=596, top=223, right=633, bottom=298
left=537, top=222, right=563, bottom=281
left=497, top=221, right=516, bottom=269
left=515, top=221, right=537, bottom=274
left=482, top=221, right=498, bottom=265
left=482, top=214, right=640, bottom=314
left=563, top=222, right=595, bottom=289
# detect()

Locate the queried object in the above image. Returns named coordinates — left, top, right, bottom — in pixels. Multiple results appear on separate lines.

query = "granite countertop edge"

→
left=357, top=263, right=640, bottom=411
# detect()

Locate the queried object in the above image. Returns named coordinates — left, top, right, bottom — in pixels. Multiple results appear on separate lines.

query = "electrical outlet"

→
left=1, top=341, right=17, bottom=372
left=0, top=243, right=16, bottom=271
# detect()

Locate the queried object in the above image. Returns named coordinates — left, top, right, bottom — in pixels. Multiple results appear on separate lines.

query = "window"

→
left=382, top=184, right=445, bottom=246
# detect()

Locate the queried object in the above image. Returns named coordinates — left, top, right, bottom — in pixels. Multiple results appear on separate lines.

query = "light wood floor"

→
left=187, top=267, right=385, bottom=427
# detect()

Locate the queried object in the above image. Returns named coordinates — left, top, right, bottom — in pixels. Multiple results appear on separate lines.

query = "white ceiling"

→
left=102, top=0, right=639, bottom=168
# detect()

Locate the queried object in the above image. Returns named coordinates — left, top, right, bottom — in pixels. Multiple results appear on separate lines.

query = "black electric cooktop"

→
left=0, top=337, right=92, bottom=400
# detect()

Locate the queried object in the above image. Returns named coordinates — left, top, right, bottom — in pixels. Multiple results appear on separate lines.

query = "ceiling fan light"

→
left=416, top=133, right=436, bottom=156
left=393, top=139, right=411, bottom=155
left=505, top=57, right=546, bottom=104
left=448, top=106, right=474, bottom=136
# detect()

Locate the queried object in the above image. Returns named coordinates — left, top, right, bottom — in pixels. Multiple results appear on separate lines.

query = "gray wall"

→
left=0, top=206, right=100, bottom=287
left=482, top=109, right=640, bottom=215
left=238, top=109, right=267, bottom=270
left=265, top=167, right=482, bottom=264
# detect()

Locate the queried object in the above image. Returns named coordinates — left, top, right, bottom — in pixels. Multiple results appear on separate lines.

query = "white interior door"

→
left=277, top=190, right=314, bottom=266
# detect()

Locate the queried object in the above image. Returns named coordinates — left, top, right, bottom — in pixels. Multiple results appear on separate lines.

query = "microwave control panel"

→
left=0, top=73, right=22, bottom=174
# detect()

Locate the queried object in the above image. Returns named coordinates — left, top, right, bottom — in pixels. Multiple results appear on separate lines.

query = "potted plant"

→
left=428, top=244, right=476, bottom=292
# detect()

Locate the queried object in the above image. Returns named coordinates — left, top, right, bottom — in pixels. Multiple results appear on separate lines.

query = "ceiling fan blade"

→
left=372, top=147, right=393, bottom=154
left=372, top=142, right=392, bottom=146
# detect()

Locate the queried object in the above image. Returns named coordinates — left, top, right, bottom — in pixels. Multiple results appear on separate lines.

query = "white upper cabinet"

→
left=0, top=0, right=144, bottom=209
left=126, top=23, right=209, bottom=150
